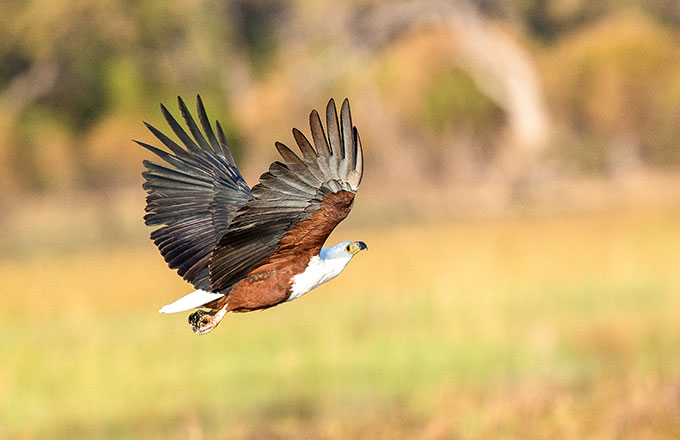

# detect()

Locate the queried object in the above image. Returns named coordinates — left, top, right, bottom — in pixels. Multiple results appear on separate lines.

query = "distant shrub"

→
left=421, top=66, right=503, bottom=137
left=544, top=13, right=680, bottom=171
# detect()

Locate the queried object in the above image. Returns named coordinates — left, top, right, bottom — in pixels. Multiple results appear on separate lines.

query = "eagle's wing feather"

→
left=138, top=96, right=252, bottom=291
left=209, top=99, right=363, bottom=292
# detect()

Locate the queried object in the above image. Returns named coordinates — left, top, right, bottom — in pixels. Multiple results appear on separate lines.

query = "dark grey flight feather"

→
left=339, top=99, right=354, bottom=178
left=195, top=96, right=221, bottom=154
left=214, top=120, right=236, bottom=166
left=325, top=99, right=343, bottom=180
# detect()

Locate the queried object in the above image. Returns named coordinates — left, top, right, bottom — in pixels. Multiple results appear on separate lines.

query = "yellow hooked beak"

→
left=347, top=241, right=368, bottom=255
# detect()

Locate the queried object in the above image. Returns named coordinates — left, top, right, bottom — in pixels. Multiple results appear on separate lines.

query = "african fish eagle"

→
left=137, top=97, right=366, bottom=335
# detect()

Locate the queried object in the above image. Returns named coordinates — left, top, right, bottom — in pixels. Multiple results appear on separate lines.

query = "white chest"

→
left=288, top=255, right=351, bottom=301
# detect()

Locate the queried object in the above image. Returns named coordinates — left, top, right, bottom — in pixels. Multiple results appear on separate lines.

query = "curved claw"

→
left=188, top=307, right=226, bottom=335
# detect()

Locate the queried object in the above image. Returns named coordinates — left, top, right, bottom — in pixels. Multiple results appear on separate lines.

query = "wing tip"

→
left=327, top=97, right=337, bottom=110
left=195, top=94, right=205, bottom=110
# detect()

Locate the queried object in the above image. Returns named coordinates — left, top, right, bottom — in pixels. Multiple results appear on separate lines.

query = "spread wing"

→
left=209, top=98, right=364, bottom=292
left=137, top=96, right=252, bottom=291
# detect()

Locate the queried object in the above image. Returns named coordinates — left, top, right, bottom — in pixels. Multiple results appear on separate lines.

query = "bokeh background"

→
left=2, top=0, right=680, bottom=438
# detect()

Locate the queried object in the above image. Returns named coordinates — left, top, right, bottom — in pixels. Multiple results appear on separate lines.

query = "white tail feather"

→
left=158, top=290, right=224, bottom=314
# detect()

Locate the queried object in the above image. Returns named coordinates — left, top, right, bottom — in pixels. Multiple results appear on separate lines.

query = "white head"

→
left=320, top=241, right=368, bottom=261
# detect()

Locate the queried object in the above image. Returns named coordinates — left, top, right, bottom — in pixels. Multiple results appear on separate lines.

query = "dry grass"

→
left=1, top=207, right=679, bottom=439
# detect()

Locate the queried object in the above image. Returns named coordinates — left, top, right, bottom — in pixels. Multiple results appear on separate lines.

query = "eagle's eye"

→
left=345, top=244, right=352, bottom=252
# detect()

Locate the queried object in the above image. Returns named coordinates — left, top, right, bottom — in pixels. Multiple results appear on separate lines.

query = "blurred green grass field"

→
left=1, top=208, right=679, bottom=439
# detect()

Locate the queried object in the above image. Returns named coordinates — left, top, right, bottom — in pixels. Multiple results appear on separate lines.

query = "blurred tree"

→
left=344, top=0, right=549, bottom=185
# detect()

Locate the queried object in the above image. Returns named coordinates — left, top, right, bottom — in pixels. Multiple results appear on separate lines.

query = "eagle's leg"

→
left=188, top=305, right=227, bottom=335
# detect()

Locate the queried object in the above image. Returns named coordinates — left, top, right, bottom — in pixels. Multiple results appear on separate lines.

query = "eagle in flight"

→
left=137, top=97, right=366, bottom=335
